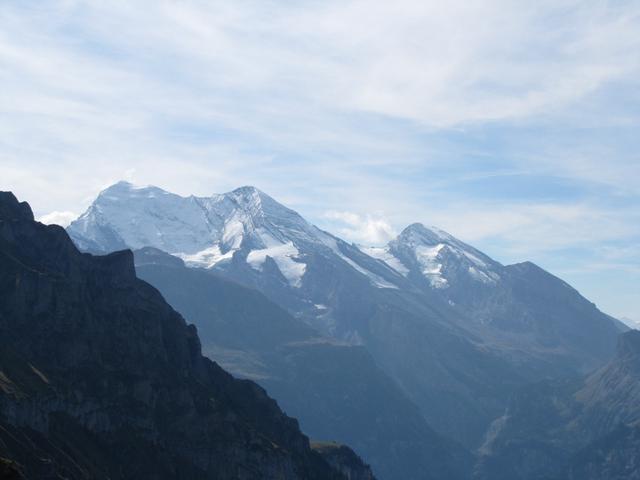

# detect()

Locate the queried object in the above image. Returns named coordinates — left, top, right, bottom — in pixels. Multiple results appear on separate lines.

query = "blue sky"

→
left=1, top=1, right=639, bottom=321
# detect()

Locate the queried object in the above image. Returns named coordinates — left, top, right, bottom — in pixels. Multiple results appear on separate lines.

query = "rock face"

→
left=0, top=457, right=23, bottom=480
left=476, top=330, right=640, bottom=480
left=134, top=247, right=473, bottom=480
left=0, top=191, right=373, bottom=480
left=559, top=424, right=640, bottom=480
left=312, top=443, right=376, bottom=480
left=67, top=182, right=623, bottom=450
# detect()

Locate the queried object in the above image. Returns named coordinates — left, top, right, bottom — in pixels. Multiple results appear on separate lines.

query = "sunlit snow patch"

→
left=415, top=244, right=448, bottom=288
left=222, top=219, right=244, bottom=249
left=246, top=241, right=306, bottom=288
left=361, top=246, right=410, bottom=276
left=319, top=235, right=398, bottom=289
left=177, top=245, right=235, bottom=268
left=468, top=266, right=500, bottom=284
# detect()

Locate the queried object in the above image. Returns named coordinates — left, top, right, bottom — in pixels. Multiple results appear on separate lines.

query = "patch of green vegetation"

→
left=0, top=457, right=24, bottom=479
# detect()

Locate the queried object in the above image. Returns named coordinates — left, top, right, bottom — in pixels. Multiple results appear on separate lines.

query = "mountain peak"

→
left=100, top=180, right=135, bottom=194
left=67, top=183, right=319, bottom=282
left=385, top=222, right=502, bottom=288
left=111, top=179, right=134, bottom=188
left=225, top=185, right=294, bottom=218
left=0, top=191, right=34, bottom=222
left=98, top=181, right=169, bottom=199
left=227, top=185, right=270, bottom=213
left=230, top=185, right=265, bottom=197
left=398, top=223, right=454, bottom=246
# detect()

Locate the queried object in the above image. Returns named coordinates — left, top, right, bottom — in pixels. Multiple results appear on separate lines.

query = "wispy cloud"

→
left=0, top=0, right=638, bottom=318
left=323, top=211, right=396, bottom=244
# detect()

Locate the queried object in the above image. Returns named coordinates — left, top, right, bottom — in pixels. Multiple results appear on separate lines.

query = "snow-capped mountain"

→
left=68, top=181, right=624, bottom=449
left=68, top=181, right=399, bottom=291
left=69, top=182, right=502, bottom=296
left=362, top=223, right=502, bottom=290
left=364, top=225, right=623, bottom=352
left=68, top=182, right=504, bottom=293
left=68, top=181, right=411, bottom=342
left=68, top=182, right=622, bottom=349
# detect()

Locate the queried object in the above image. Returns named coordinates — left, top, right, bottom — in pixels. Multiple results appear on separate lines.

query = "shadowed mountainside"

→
left=0, top=191, right=373, bottom=480
left=134, top=247, right=473, bottom=480
left=476, top=330, right=640, bottom=480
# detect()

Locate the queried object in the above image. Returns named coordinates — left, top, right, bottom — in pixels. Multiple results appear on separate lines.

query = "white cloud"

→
left=38, top=210, right=77, bottom=227
left=324, top=211, right=396, bottom=245
left=1, top=2, right=638, bottom=154
left=294, top=0, right=640, bottom=126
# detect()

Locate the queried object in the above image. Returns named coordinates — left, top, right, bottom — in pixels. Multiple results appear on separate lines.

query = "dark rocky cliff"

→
left=312, top=442, right=376, bottom=480
left=0, top=191, right=373, bottom=480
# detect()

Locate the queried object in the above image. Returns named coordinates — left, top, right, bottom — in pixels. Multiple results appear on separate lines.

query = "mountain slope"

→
left=134, top=247, right=473, bottom=480
left=366, top=223, right=621, bottom=374
left=559, top=424, right=640, bottom=480
left=66, top=182, right=623, bottom=449
left=476, top=330, right=640, bottom=480
left=365, top=223, right=502, bottom=290
left=0, top=191, right=373, bottom=480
